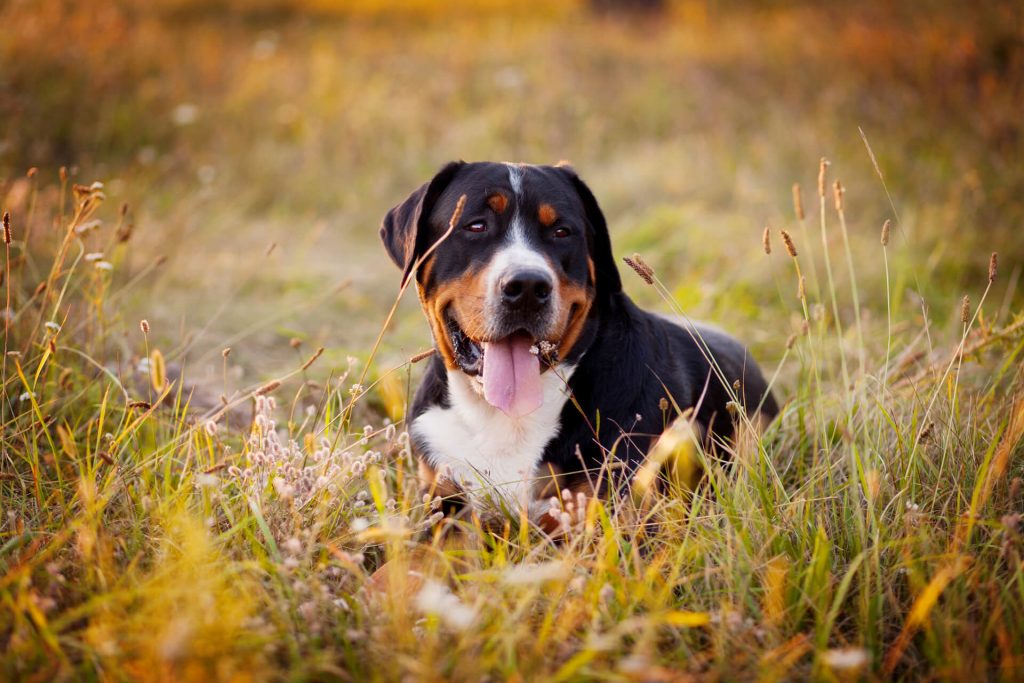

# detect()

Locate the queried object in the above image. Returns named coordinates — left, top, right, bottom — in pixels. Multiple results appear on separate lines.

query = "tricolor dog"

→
left=380, top=161, right=778, bottom=521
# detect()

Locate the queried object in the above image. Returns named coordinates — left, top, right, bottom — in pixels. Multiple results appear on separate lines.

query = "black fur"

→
left=382, top=161, right=778, bottom=499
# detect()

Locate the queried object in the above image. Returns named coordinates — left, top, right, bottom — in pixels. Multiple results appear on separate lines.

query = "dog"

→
left=380, top=161, right=778, bottom=525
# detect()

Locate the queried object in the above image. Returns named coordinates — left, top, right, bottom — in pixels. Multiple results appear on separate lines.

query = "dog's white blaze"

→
left=474, top=164, right=559, bottom=336
left=411, top=365, right=576, bottom=509
left=505, top=162, right=524, bottom=197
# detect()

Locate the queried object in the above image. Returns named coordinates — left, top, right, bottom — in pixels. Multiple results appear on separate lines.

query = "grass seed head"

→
left=792, top=183, right=805, bottom=220
left=961, top=295, right=970, bottom=324
left=256, top=379, right=282, bottom=396
left=832, top=179, right=844, bottom=212
left=140, top=319, right=150, bottom=334
left=623, top=253, right=654, bottom=285
left=818, top=157, right=830, bottom=198
left=2, top=212, right=10, bottom=244
left=780, top=230, right=798, bottom=257
left=762, top=226, right=771, bottom=255
left=881, top=219, right=891, bottom=246
left=989, top=252, right=998, bottom=282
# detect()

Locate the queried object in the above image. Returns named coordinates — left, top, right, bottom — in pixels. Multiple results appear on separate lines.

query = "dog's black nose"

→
left=501, top=270, right=553, bottom=310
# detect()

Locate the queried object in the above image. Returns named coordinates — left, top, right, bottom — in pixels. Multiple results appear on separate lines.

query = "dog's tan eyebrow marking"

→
left=487, top=193, right=508, bottom=214
left=538, top=203, right=558, bottom=227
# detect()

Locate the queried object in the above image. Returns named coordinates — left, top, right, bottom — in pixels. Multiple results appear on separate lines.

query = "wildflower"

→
left=44, top=321, right=61, bottom=334
left=502, top=561, right=570, bottom=586
left=19, top=391, right=36, bottom=402
left=822, top=648, right=870, bottom=671
left=415, top=580, right=477, bottom=630
left=203, top=420, right=218, bottom=436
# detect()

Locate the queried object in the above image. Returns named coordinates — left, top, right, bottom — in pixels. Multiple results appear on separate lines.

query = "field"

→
left=2, top=0, right=1024, bottom=680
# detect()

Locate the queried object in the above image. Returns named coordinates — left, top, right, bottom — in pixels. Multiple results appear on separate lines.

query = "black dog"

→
left=380, top=161, right=777, bottom=519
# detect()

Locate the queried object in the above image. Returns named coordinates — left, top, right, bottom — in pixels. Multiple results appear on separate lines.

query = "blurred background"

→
left=2, top=0, right=1021, bottom=386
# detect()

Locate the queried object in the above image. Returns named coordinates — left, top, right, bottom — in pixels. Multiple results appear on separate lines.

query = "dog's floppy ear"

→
left=557, top=165, right=622, bottom=302
left=380, top=161, right=464, bottom=284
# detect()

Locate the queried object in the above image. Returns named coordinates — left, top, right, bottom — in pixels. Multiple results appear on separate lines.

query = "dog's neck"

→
left=410, top=364, right=576, bottom=510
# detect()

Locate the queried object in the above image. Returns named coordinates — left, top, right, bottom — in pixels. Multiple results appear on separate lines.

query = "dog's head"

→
left=380, top=161, right=621, bottom=417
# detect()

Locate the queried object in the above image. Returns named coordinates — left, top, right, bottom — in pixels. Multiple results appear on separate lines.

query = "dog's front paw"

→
left=532, top=489, right=592, bottom=538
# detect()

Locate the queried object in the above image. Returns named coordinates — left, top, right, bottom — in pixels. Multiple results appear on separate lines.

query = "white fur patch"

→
left=411, top=365, right=576, bottom=510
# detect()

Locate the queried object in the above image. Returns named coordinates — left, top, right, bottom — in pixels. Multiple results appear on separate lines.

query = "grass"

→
left=3, top=1, right=1024, bottom=680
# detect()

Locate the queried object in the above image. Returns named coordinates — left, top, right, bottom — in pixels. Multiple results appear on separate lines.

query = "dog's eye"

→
left=552, top=226, right=572, bottom=238
left=465, top=220, right=487, bottom=233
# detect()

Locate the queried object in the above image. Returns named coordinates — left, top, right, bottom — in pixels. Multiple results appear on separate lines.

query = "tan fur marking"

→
left=538, top=203, right=558, bottom=227
left=418, top=459, right=464, bottom=500
left=420, top=267, right=491, bottom=370
left=487, top=193, right=508, bottom=214
left=554, top=279, right=593, bottom=361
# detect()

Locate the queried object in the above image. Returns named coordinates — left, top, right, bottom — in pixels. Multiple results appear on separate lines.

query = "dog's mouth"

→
left=444, top=308, right=560, bottom=417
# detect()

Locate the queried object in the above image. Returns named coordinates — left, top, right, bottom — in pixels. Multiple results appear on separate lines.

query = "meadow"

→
left=2, top=0, right=1023, bottom=680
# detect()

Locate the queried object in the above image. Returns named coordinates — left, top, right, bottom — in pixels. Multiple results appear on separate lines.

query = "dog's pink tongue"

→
left=482, top=334, right=543, bottom=417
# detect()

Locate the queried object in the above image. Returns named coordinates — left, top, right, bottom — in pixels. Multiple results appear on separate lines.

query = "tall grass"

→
left=2, top=156, right=1022, bottom=681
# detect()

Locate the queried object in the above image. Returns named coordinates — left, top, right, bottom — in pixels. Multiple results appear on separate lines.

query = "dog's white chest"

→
left=411, top=366, right=575, bottom=509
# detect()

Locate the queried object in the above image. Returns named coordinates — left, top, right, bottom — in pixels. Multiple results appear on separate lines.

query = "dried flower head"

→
left=792, top=183, right=805, bottom=220
left=289, top=337, right=302, bottom=349
left=2, top=212, right=10, bottom=245
left=989, top=252, right=998, bottom=283
left=762, top=226, right=771, bottom=255
left=881, top=219, right=891, bottom=246
left=140, top=319, right=150, bottom=334
left=222, top=347, right=232, bottom=358
left=780, top=230, right=798, bottom=257
left=818, top=157, right=830, bottom=198
left=960, top=295, right=970, bottom=324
